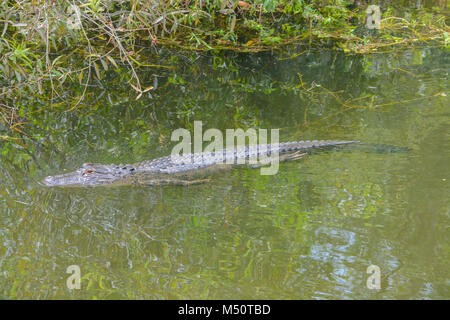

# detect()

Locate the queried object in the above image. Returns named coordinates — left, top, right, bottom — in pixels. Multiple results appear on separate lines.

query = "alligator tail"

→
left=275, top=140, right=360, bottom=153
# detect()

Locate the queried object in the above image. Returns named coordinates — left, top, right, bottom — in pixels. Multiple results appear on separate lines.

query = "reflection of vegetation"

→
left=0, top=1, right=447, bottom=139
left=0, top=48, right=447, bottom=178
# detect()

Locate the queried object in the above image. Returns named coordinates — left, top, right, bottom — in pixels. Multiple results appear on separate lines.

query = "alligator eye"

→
left=83, top=169, right=95, bottom=175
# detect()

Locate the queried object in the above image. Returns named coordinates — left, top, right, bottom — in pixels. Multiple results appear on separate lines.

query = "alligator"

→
left=42, top=140, right=360, bottom=187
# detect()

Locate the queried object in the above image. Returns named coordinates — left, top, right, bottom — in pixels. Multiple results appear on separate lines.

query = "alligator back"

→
left=137, top=140, right=360, bottom=174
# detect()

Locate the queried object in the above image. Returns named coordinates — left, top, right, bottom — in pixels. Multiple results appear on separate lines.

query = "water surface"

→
left=0, top=47, right=448, bottom=299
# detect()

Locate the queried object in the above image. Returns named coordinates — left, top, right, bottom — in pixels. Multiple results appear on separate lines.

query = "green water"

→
left=0, top=47, right=448, bottom=299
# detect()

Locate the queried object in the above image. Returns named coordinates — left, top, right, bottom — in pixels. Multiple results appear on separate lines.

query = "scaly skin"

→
left=42, top=140, right=359, bottom=187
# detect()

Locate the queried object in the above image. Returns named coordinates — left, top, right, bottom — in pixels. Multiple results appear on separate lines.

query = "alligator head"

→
left=43, top=163, right=137, bottom=187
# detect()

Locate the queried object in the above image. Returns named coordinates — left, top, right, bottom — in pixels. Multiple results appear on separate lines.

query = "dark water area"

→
left=0, top=46, right=448, bottom=299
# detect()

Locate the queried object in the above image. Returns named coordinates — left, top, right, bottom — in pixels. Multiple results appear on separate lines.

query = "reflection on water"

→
left=0, top=47, right=448, bottom=299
